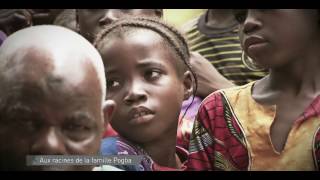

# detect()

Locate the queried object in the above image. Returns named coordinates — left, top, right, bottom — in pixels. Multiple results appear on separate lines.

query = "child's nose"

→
left=30, top=127, right=66, bottom=155
left=243, top=10, right=262, bottom=35
left=123, top=82, right=147, bottom=105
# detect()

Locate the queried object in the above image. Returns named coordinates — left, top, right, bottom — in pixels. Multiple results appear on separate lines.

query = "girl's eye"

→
left=233, top=9, right=248, bottom=23
left=145, top=70, right=161, bottom=81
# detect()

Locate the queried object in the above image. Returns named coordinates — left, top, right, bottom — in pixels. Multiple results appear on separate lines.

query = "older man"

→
left=0, top=25, right=116, bottom=170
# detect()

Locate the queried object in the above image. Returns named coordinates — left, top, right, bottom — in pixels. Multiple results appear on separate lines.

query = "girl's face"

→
left=99, top=30, right=192, bottom=143
left=77, top=9, right=162, bottom=43
left=235, top=9, right=320, bottom=69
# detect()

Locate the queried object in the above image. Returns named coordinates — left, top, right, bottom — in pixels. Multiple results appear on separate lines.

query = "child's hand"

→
left=190, top=52, right=234, bottom=98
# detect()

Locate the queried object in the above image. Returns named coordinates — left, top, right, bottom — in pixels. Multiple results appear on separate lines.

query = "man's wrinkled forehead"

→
left=0, top=25, right=106, bottom=101
left=0, top=45, right=102, bottom=104
left=2, top=45, right=96, bottom=89
left=7, top=47, right=46, bottom=73
left=1, top=46, right=54, bottom=83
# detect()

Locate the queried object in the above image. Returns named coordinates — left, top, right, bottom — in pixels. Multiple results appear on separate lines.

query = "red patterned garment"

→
left=103, top=124, right=118, bottom=138
left=187, top=82, right=320, bottom=171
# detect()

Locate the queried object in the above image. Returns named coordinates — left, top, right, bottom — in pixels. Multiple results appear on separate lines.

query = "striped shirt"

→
left=183, top=12, right=268, bottom=85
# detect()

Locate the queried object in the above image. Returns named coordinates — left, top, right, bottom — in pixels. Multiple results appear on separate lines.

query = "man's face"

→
left=0, top=47, right=104, bottom=170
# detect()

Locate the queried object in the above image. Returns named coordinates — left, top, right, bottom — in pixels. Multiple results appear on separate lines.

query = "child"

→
left=76, top=9, right=163, bottom=43
left=94, top=17, right=197, bottom=170
left=0, top=25, right=116, bottom=171
left=183, top=9, right=267, bottom=88
left=76, top=9, right=163, bottom=138
left=187, top=9, right=320, bottom=171
left=178, top=9, right=270, bottom=150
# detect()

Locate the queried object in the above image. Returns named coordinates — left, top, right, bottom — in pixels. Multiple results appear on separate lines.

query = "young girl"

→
left=94, top=17, right=197, bottom=171
left=187, top=9, right=320, bottom=170
left=76, top=9, right=163, bottom=138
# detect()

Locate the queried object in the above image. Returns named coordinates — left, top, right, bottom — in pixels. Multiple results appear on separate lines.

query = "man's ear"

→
left=183, top=71, right=194, bottom=100
left=103, top=100, right=116, bottom=126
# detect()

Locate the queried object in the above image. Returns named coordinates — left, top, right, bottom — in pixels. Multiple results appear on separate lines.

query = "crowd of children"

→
left=0, top=9, right=319, bottom=171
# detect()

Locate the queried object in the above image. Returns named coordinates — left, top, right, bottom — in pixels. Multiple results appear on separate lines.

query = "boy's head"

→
left=0, top=25, right=115, bottom=170
left=76, top=9, right=163, bottom=43
left=94, top=17, right=195, bottom=144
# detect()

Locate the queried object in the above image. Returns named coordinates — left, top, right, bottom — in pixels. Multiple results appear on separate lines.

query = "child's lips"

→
left=128, top=106, right=155, bottom=125
left=244, top=36, right=268, bottom=56
left=129, top=114, right=155, bottom=125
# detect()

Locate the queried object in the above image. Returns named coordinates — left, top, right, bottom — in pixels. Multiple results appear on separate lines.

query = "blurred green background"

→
left=164, top=9, right=206, bottom=28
